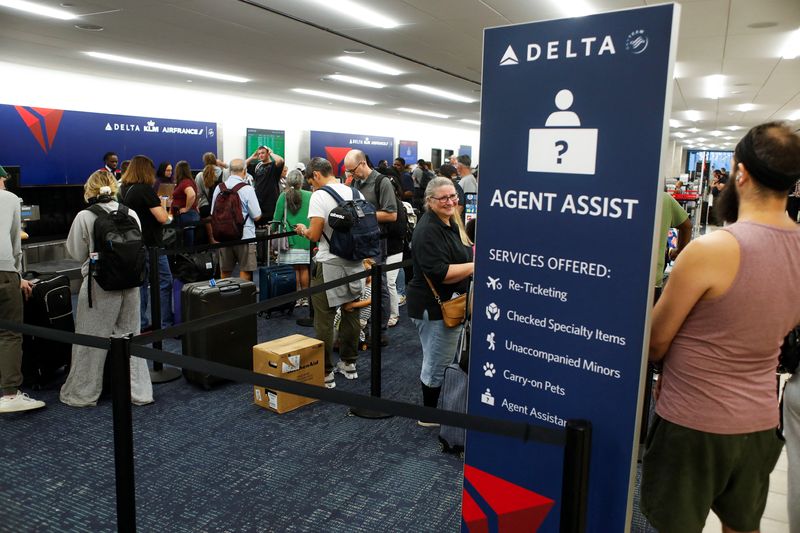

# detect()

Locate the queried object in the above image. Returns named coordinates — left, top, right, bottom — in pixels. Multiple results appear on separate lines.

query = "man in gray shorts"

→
left=211, top=159, right=261, bottom=281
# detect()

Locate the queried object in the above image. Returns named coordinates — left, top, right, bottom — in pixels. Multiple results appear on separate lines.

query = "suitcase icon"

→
left=528, top=89, right=598, bottom=175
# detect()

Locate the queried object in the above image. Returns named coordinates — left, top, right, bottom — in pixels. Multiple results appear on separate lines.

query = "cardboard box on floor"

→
left=253, top=334, right=324, bottom=414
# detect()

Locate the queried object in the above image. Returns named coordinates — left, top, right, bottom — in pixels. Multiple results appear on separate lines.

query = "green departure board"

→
left=246, top=128, right=285, bottom=158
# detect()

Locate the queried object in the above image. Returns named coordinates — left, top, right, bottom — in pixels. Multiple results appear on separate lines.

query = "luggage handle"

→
left=218, top=284, right=241, bottom=295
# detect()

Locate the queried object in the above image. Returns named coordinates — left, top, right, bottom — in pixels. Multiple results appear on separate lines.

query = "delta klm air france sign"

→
left=0, top=104, right=216, bottom=186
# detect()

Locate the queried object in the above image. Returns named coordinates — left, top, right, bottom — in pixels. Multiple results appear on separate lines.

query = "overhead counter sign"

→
left=464, top=5, right=679, bottom=531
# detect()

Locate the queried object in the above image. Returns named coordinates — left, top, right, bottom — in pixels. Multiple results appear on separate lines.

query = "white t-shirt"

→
left=308, top=183, right=364, bottom=263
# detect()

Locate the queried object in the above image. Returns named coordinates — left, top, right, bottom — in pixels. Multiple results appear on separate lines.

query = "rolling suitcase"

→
left=258, top=225, right=296, bottom=317
left=21, top=273, right=74, bottom=387
left=181, top=278, right=257, bottom=389
left=438, top=363, right=468, bottom=456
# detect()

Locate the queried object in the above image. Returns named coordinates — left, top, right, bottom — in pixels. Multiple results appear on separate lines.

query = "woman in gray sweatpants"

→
left=60, top=170, right=153, bottom=407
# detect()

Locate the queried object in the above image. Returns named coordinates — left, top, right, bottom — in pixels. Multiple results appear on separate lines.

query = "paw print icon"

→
left=483, top=363, right=496, bottom=378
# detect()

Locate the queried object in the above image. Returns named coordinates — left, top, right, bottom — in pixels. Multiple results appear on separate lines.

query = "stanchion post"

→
left=148, top=247, right=162, bottom=354
left=560, top=419, right=591, bottom=533
left=147, top=247, right=181, bottom=383
left=369, top=262, right=382, bottom=397
left=349, top=262, right=391, bottom=419
left=109, top=335, right=137, bottom=533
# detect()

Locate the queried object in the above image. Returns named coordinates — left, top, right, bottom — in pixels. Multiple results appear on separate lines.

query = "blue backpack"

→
left=320, top=186, right=381, bottom=261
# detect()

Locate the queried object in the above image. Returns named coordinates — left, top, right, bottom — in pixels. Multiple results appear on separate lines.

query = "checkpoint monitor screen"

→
left=464, top=192, right=477, bottom=223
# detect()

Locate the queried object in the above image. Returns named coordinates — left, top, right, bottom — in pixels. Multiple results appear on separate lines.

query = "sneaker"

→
left=325, top=371, right=336, bottom=389
left=295, top=297, right=309, bottom=308
left=417, top=420, right=440, bottom=428
left=387, top=316, right=399, bottom=327
left=336, top=360, right=358, bottom=380
left=398, top=295, right=407, bottom=307
left=0, top=391, right=46, bottom=413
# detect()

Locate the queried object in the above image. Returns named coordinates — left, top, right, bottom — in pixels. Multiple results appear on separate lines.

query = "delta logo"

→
left=15, top=106, right=64, bottom=154
left=462, top=465, right=554, bottom=532
left=499, top=28, right=654, bottom=67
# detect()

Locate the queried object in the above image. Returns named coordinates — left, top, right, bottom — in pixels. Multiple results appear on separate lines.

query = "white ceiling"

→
left=0, top=0, right=798, bottom=151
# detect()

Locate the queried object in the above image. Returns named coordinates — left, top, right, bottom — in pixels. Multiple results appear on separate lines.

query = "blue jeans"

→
left=140, top=253, right=174, bottom=329
left=412, top=310, right=463, bottom=388
left=175, top=210, right=201, bottom=247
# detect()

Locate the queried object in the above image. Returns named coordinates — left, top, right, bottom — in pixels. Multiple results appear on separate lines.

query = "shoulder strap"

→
left=423, top=274, right=442, bottom=304
left=218, top=182, right=229, bottom=193
left=231, top=182, right=247, bottom=193
left=321, top=185, right=346, bottom=204
left=87, top=204, right=105, bottom=217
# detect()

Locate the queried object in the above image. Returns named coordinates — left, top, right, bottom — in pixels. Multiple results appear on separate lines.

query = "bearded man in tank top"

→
left=641, top=122, right=800, bottom=533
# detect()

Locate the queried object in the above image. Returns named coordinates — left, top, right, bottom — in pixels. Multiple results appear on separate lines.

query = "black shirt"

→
left=407, top=210, right=473, bottom=320
left=712, top=174, right=728, bottom=197
left=248, top=159, right=284, bottom=224
left=119, top=183, right=162, bottom=247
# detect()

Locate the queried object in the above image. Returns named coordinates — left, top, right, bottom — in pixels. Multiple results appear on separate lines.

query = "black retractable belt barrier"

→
left=560, top=419, right=592, bottom=533
left=0, top=316, right=592, bottom=531
left=109, top=335, right=137, bottom=533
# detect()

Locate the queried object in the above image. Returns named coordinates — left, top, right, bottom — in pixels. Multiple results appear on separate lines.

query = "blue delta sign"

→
left=464, top=4, right=679, bottom=531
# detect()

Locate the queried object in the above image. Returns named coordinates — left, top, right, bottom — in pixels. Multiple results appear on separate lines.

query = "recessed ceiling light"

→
left=685, top=110, right=702, bottom=122
left=292, top=88, right=376, bottom=106
left=552, top=0, right=594, bottom=17
left=460, top=119, right=481, bottom=125
left=669, top=119, right=682, bottom=128
left=738, top=103, right=755, bottom=112
left=782, top=28, right=800, bottom=59
left=85, top=51, right=249, bottom=83
left=705, top=74, right=725, bottom=99
left=673, top=132, right=687, bottom=138
left=405, top=84, right=476, bottom=103
left=748, top=21, right=778, bottom=29
left=343, top=49, right=365, bottom=54
left=337, top=56, right=402, bottom=76
left=186, top=79, right=192, bottom=83
left=0, top=0, right=77, bottom=19
left=709, top=130, right=723, bottom=137
left=396, top=108, right=450, bottom=119
left=728, top=125, right=744, bottom=131
left=74, top=23, right=103, bottom=31
left=687, top=127, right=700, bottom=133
left=327, top=74, right=385, bottom=89
left=789, top=110, right=800, bottom=121
left=723, top=136, right=735, bottom=140
left=306, top=0, right=399, bottom=28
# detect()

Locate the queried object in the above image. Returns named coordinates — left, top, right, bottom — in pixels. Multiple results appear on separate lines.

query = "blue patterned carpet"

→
left=1, top=304, right=657, bottom=532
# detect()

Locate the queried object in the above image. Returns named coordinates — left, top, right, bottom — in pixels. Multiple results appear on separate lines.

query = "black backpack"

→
left=320, top=186, right=381, bottom=261
left=376, top=175, right=411, bottom=255
left=87, top=203, right=146, bottom=307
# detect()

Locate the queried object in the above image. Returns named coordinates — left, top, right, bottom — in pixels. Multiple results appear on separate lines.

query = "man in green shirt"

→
left=655, top=191, right=692, bottom=298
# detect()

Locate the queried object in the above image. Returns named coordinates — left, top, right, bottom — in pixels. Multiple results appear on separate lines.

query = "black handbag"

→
left=779, top=327, right=800, bottom=375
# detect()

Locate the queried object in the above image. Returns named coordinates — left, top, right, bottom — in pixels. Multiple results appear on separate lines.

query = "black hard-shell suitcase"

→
left=21, top=273, right=74, bottom=387
left=181, top=278, right=257, bottom=389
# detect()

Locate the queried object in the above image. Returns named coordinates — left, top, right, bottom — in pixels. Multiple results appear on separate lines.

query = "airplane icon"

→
left=487, top=276, right=501, bottom=290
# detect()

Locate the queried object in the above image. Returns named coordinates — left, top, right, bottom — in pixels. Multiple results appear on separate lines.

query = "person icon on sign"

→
left=545, top=89, right=581, bottom=127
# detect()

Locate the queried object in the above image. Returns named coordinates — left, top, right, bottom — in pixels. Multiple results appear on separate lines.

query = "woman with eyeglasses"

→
left=406, top=177, right=473, bottom=426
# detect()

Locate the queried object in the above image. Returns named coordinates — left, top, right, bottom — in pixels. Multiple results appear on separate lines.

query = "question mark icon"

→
left=555, top=140, right=569, bottom=164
